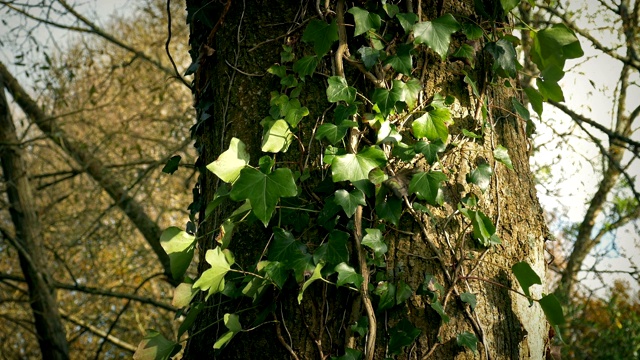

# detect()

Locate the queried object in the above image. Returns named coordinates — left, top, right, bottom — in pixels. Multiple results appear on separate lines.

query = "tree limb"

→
left=0, top=61, right=177, bottom=285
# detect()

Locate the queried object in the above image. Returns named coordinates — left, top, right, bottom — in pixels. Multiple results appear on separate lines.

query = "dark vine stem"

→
left=335, top=1, right=376, bottom=359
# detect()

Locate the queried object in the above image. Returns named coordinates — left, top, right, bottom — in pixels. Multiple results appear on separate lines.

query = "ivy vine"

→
left=137, top=1, right=584, bottom=358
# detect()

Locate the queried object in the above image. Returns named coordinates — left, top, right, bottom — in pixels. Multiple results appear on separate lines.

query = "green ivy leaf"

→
left=193, top=247, right=233, bottom=299
left=511, top=97, right=530, bottom=121
left=388, top=319, right=421, bottom=355
left=531, top=23, right=583, bottom=72
left=411, top=107, right=451, bottom=143
left=261, top=119, right=293, bottom=153
left=383, top=1, right=399, bottom=17
left=160, top=227, right=196, bottom=281
left=230, top=167, right=297, bottom=226
left=524, top=87, right=543, bottom=116
left=375, top=194, right=402, bottom=226
left=267, top=65, right=287, bottom=78
left=334, top=189, right=367, bottom=217
left=383, top=43, right=414, bottom=75
left=350, top=316, right=368, bottom=337
left=357, top=46, right=381, bottom=69
left=293, top=55, right=319, bottom=80
left=414, top=140, right=446, bottom=165
left=327, top=76, right=357, bottom=104
left=258, top=156, right=275, bottom=174
left=396, top=281, right=413, bottom=305
left=536, top=78, right=564, bottom=102
left=511, top=261, right=542, bottom=303
left=451, top=43, right=476, bottom=66
left=500, top=0, right=520, bottom=13
left=485, top=39, right=518, bottom=78
left=409, top=171, right=447, bottom=205
left=298, top=262, right=324, bottom=303
left=460, top=292, right=477, bottom=310
left=457, top=331, right=478, bottom=355
left=461, top=23, right=483, bottom=40
left=462, top=129, right=482, bottom=139
left=461, top=209, right=501, bottom=246
left=374, top=281, right=396, bottom=311
left=206, top=137, right=250, bottom=183
left=467, top=163, right=493, bottom=193
left=284, top=103, right=309, bottom=128
left=217, top=218, right=235, bottom=249
left=331, top=146, right=387, bottom=183
left=402, top=78, right=421, bottom=110
left=177, top=302, right=203, bottom=338
left=539, top=294, right=565, bottom=326
left=314, top=230, right=350, bottom=266
left=396, top=12, right=418, bottom=33
left=260, top=260, right=288, bottom=289
left=316, top=120, right=357, bottom=145
left=172, top=283, right=197, bottom=308
left=133, top=329, right=180, bottom=360
left=335, top=262, right=364, bottom=288
left=493, top=145, right=514, bottom=169
left=302, top=19, right=339, bottom=57
left=372, top=87, right=402, bottom=116
left=213, top=313, right=243, bottom=349
left=362, top=228, right=387, bottom=257
left=430, top=300, right=450, bottom=323
left=348, top=7, right=382, bottom=36
left=368, top=168, right=388, bottom=185
left=413, top=14, right=460, bottom=59
left=162, top=155, right=181, bottom=174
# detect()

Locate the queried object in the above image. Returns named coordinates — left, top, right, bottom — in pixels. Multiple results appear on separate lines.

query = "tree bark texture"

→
left=0, top=61, right=176, bottom=285
left=0, top=77, right=70, bottom=360
left=183, top=1, right=550, bottom=359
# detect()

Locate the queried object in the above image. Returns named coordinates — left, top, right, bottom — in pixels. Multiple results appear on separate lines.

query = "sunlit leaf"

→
left=335, top=262, right=364, bottom=288
left=327, top=76, right=357, bottom=103
left=413, top=14, right=460, bottom=59
left=411, top=107, right=451, bottom=143
left=348, top=7, right=382, bottom=36
left=193, top=247, right=232, bottom=299
left=494, top=145, right=514, bottom=169
left=133, top=329, right=180, bottom=360
left=206, top=137, right=249, bottom=183
left=331, top=146, right=387, bottom=183
left=467, top=163, right=492, bottom=193
left=261, top=119, right=293, bottom=153
left=160, top=227, right=196, bottom=280
left=457, top=331, right=478, bottom=354
left=361, top=228, right=387, bottom=257
left=298, top=262, right=325, bottom=303
left=409, top=171, right=447, bottom=205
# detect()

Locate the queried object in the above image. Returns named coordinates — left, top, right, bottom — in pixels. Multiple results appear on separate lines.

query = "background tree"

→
left=0, top=0, right=195, bottom=357
left=517, top=0, right=639, bottom=355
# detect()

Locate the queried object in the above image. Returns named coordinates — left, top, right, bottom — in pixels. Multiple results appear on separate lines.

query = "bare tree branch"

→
left=0, top=61, right=177, bottom=286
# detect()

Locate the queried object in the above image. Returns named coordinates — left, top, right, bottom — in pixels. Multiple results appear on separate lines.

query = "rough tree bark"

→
left=183, top=1, right=550, bottom=359
left=0, top=75, right=70, bottom=359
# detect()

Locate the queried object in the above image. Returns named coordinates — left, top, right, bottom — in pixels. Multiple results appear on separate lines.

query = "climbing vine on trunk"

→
left=136, top=1, right=582, bottom=358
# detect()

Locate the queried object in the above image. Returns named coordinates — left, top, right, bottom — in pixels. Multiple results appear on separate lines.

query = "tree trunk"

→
left=183, top=1, right=550, bottom=359
left=0, top=76, right=70, bottom=359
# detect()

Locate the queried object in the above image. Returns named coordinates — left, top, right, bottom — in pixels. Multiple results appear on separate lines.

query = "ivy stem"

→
left=336, top=1, right=376, bottom=358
